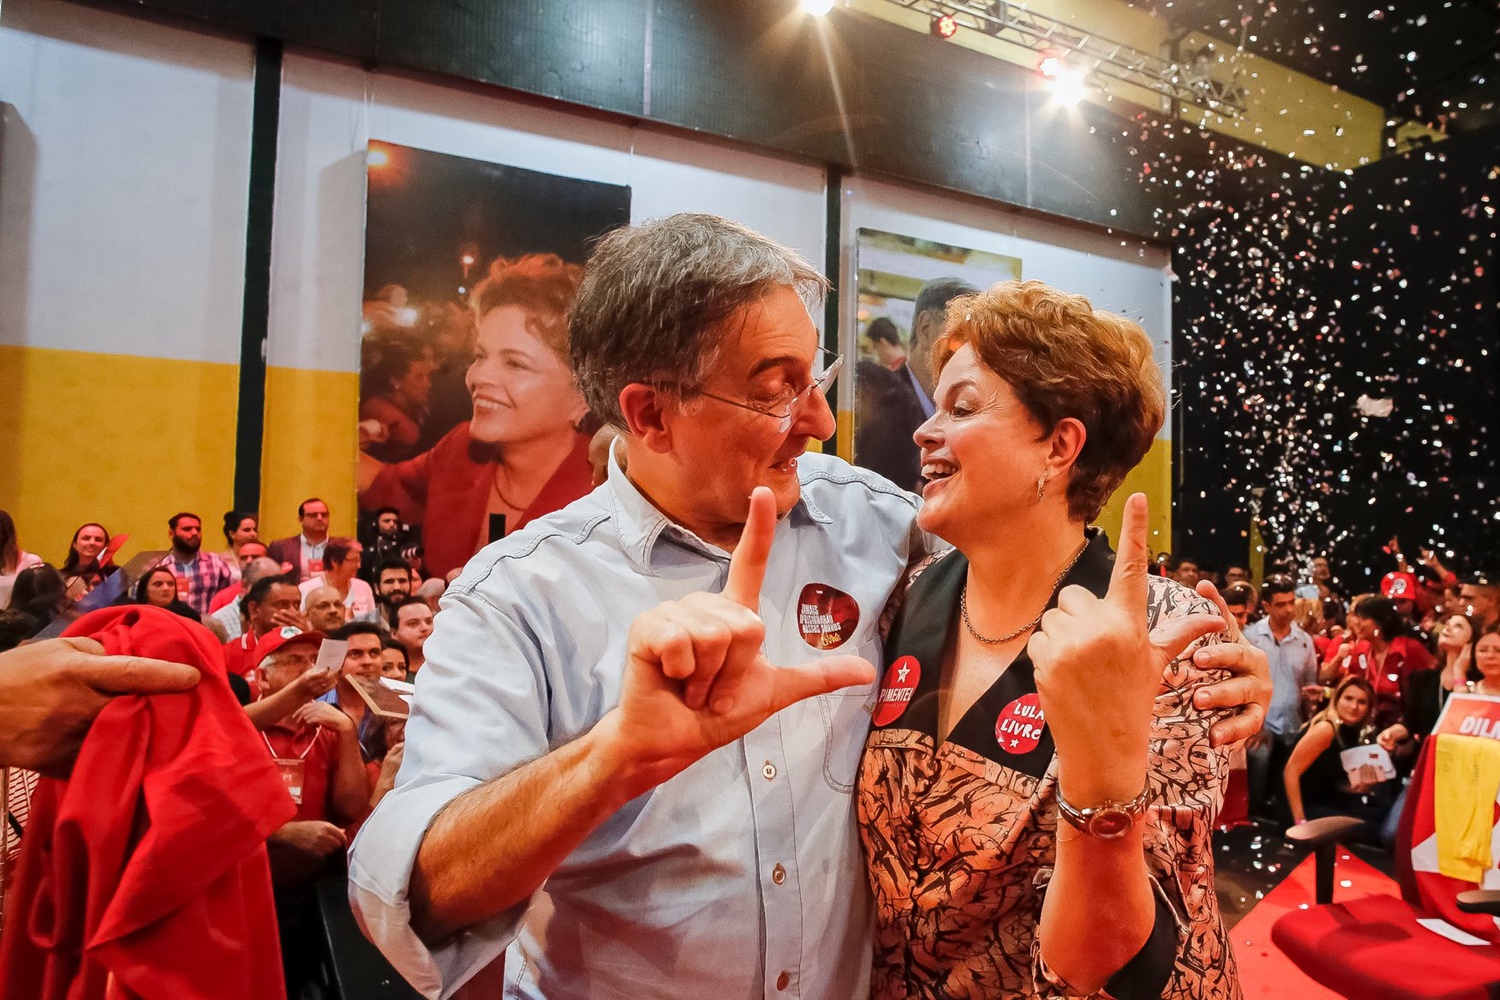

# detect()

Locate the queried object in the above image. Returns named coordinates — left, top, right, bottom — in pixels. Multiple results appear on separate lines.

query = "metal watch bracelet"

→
left=1055, top=783, right=1153, bottom=840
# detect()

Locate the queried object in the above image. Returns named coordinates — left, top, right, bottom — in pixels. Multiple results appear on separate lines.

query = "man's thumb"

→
left=769, top=655, right=875, bottom=713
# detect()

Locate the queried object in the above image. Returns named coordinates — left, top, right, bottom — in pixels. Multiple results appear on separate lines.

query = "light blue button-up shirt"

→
left=1243, top=617, right=1318, bottom=738
left=348, top=451, right=931, bottom=1000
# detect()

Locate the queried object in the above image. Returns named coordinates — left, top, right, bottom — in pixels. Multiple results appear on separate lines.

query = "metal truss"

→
left=883, top=0, right=1251, bottom=119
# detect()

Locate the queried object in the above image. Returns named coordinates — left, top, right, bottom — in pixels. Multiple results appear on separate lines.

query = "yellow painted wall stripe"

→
left=258, top=366, right=360, bottom=542
left=0, top=345, right=238, bottom=565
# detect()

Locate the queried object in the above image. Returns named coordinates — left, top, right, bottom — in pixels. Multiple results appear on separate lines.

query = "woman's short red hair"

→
left=933, top=279, right=1165, bottom=522
left=470, top=253, right=584, bottom=362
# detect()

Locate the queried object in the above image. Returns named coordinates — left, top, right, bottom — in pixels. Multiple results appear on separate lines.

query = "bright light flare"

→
left=1039, top=57, right=1089, bottom=106
left=800, top=0, right=835, bottom=16
left=367, top=148, right=390, bottom=168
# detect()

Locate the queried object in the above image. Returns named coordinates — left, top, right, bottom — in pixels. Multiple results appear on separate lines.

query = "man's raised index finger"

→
left=722, top=486, right=777, bottom=610
left=1106, top=492, right=1151, bottom=608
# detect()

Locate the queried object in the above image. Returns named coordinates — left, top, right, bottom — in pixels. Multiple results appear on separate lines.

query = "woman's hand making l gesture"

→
left=1028, top=493, right=1230, bottom=803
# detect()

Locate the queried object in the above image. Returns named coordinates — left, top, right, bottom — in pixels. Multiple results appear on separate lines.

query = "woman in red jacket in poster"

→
left=357, top=254, right=597, bottom=580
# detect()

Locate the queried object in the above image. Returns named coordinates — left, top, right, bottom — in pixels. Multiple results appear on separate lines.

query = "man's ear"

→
left=618, top=384, right=674, bottom=454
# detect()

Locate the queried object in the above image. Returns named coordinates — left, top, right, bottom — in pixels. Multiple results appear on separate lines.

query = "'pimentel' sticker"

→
left=873, top=656, right=921, bottom=726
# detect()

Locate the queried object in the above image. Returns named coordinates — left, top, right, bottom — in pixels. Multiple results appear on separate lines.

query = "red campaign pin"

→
left=995, top=693, right=1046, bottom=754
left=175, top=575, right=190, bottom=597
left=796, top=583, right=860, bottom=650
left=873, top=656, right=921, bottom=726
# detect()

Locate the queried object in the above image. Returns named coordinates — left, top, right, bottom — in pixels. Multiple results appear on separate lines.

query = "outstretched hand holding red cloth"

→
left=0, top=606, right=297, bottom=1000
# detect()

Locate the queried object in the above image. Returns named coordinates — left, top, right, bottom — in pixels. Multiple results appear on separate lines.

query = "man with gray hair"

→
left=302, top=584, right=349, bottom=634
left=349, top=214, right=1267, bottom=999
left=209, top=556, right=287, bottom=640
left=351, top=213, right=918, bottom=999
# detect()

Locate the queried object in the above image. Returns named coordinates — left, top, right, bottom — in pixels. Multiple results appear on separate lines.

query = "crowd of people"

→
left=0, top=498, right=454, bottom=992
left=1152, top=544, right=1499, bottom=848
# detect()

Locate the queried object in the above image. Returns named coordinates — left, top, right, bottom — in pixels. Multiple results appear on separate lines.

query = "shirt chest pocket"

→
left=815, top=630, right=880, bottom=793
left=778, top=583, right=879, bottom=792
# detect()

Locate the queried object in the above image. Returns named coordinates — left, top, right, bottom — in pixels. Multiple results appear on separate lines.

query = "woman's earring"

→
left=1036, top=473, right=1047, bottom=503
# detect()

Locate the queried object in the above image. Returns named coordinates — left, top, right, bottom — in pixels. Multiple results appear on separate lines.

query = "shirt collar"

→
left=904, top=363, right=935, bottom=418
left=603, top=439, right=831, bottom=574
left=1247, top=618, right=1304, bottom=642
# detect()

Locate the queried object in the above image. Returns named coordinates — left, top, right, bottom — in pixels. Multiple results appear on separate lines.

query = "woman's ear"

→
left=1046, top=416, right=1087, bottom=475
left=618, top=384, right=674, bottom=454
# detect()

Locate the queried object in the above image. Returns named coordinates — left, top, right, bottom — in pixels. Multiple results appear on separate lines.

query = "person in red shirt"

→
left=253, top=627, right=373, bottom=995
left=222, top=573, right=304, bottom=683
left=1341, top=595, right=1435, bottom=731
left=208, top=540, right=269, bottom=612
left=1319, top=591, right=1377, bottom=683
left=355, top=255, right=597, bottom=579
left=254, top=629, right=371, bottom=833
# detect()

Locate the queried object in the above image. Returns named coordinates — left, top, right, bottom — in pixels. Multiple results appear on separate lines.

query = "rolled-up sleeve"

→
left=348, top=574, right=553, bottom=999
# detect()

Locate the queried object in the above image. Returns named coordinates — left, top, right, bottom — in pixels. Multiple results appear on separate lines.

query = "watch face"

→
left=1088, top=808, right=1135, bottom=839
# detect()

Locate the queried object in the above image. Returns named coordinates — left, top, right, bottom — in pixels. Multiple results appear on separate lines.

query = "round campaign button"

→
left=995, top=693, right=1046, bottom=754
left=796, top=583, right=861, bottom=650
left=873, top=656, right=921, bottom=726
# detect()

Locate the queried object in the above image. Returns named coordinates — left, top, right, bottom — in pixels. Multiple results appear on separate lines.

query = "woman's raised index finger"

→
left=722, top=487, right=777, bottom=610
left=1106, top=492, right=1151, bottom=610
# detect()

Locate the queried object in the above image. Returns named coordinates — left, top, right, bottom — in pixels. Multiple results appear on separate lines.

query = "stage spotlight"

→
left=800, top=0, right=835, bottom=16
left=930, top=12, right=958, bottom=38
left=1039, top=56, right=1088, bottom=106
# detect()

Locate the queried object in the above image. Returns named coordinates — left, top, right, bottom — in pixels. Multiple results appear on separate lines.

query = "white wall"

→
left=0, top=0, right=253, bottom=362
left=269, top=52, right=830, bottom=375
left=841, top=175, right=1174, bottom=437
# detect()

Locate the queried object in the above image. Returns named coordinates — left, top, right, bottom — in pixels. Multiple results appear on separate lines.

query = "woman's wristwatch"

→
left=1055, top=784, right=1153, bottom=839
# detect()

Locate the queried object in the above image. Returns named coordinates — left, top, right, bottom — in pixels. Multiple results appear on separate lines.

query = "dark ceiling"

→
left=1127, top=0, right=1500, bottom=135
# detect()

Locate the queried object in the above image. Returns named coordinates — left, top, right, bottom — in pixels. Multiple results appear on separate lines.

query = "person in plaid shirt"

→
left=166, top=512, right=234, bottom=616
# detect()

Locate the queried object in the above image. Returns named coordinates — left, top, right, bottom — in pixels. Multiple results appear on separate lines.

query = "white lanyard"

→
left=262, top=726, right=322, bottom=761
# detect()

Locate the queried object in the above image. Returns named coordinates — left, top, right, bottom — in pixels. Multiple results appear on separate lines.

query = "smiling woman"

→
left=861, top=279, right=1251, bottom=1000
left=356, top=255, right=597, bottom=578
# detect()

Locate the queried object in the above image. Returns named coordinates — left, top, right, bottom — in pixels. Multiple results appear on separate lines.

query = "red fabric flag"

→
left=0, top=606, right=296, bottom=1000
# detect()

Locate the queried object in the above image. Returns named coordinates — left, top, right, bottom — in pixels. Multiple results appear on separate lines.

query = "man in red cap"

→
left=254, top=627, right=372, bottom=841
left=1381, top=570, right=1419, bottom=623
left=253, top=626, right=373, bottom=994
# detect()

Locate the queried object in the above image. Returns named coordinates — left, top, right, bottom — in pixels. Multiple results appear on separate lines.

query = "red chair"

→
left=1272, top=735, right=1500, bottom=1000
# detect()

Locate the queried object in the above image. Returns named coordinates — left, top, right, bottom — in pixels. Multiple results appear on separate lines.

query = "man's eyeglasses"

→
left=686, top=350, right=844, bottom=434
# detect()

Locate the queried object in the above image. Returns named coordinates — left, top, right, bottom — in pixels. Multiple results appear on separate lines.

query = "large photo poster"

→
left=355, top=141, right=632, bottom=579
left=852, top=229, right=1021, bottom=493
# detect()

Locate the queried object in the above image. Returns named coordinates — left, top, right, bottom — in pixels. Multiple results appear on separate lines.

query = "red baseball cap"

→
left=252, top=626, right=325, bottom=670
left=1381, top=571, right=1417, bottom=601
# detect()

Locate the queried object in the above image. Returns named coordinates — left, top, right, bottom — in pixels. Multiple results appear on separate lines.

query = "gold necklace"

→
left=961, top=538, right=1090, bottom=646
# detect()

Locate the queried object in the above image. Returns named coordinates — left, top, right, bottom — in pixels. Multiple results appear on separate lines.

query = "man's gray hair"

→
left=570, top=213, right=829, bottom=427
left=241, top=557, right=283, bottom=590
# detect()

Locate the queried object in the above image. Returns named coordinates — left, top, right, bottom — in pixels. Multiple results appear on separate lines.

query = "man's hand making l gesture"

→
left=411, top=488, right=876, bottom=942
left=597, top=487, right=875, bottom=788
